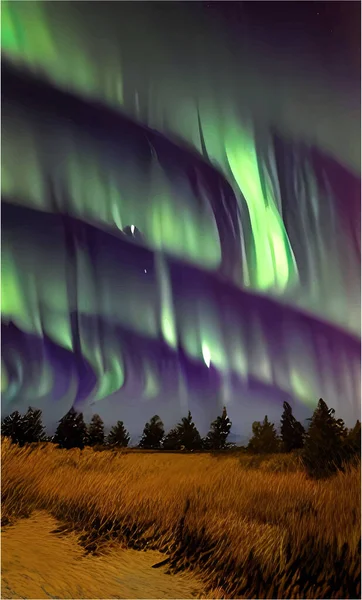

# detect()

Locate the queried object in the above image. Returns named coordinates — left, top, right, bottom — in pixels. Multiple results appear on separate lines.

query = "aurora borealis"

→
left=1, top=2, right=360, bottom=437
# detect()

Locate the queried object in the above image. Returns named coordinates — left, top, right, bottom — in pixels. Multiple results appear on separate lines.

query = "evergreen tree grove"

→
left=163, top=411, right=202, bottom=451
left=1, top=407, right=46, bottom=446
left=2, top=410, right=25, bottom=445
left=204, top=406, right=232, bottom=450
left=107, top=420, right=130, bottom=447
left=22, top=406, right=46, bottom=444
left=139, top=415, right=164, bottom=449
left=53, top=407, right=88, bottom=450
left=280, top=401, right=305, bottom=452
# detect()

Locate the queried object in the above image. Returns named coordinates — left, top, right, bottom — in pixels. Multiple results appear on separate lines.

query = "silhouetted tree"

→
left=302, top=398, right=347, bottom=478
left=21, top=407, right=46, bottom=444
left=204, top=406, right=232, bottom=450
left=247, top=416, right=280, bottom=454
left=1, top=410, right=25, bottom=445
left=280, top=401, right=305, bottom=452
left=107, top=420, right=130, bottom=447
left=53, top=407, right=87, bottom=450
left=162, top=427, right=182, bottom=451
left=87, top=414, right=105, bottom=446
left=343, top=419, right=361, bottom=458
left=177, top=411, right=202, bottom=450
left=139, top=415, right=165, bottom=449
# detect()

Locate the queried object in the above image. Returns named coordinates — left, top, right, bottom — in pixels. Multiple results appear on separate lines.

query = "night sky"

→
left=1, top=1, right=360, bottom=441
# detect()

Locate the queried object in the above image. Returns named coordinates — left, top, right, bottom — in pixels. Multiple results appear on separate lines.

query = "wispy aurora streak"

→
left=1, top=2, right=360, bottom=431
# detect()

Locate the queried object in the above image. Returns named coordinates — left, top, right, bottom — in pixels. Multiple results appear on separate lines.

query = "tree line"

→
left=2, top=399, right=360, bottom=478
left=0, top=406, right=231, bottom=452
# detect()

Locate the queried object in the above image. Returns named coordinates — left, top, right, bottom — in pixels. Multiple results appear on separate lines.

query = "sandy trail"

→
left=1, top=512, right=203, bottom=599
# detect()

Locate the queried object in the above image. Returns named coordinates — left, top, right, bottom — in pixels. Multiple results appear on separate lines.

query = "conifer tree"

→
left=162, top=427, right=182, bottom=451
left=1, top=410, right=25, bottom=445
left=204, top=406, right=232, bottom=450
left=177, top=411, right=202, bottom=450
left=247, top=416, right=280, bottom=454
left=280, top=401, right=305, bottom=452
left=21, top=406, right=46, bottom=444
left=344, top=419, right=361, bottom=457
left=53, top=407, right=88, bottom=450
left=302, top=398, right=347, bottom=478
left=107, top=420, right=130, bottom=447
left=139, top=415, right=165, bottom=449
left=87, top=414, right=105, bottom=446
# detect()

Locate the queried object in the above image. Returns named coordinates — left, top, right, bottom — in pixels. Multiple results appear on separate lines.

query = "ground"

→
left=1, top=511, right=203, bottom=599
left=2, top=441, right=360, bottom=599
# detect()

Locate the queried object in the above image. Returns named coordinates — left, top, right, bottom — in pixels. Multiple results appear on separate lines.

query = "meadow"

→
left=2, top=438, right=360, bottom=599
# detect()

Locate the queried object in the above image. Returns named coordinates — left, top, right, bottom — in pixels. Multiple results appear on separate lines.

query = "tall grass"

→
left=2, top=438, right=360, bottom=599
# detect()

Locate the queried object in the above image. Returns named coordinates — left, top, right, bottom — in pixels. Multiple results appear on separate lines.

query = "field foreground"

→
left=1, top=511, right=202, bottom=599
left=1, top=439, right=361, bottom=599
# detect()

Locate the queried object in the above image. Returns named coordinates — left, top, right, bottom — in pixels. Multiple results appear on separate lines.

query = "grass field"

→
left=1, top=438, right=360, bottom=599
left=2, top=510, right=203, bottom=599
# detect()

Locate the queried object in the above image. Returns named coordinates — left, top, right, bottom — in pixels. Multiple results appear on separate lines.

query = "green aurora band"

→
left=1, top=2, right=360, bottom=431
left=2, top=74, right=359, bottom=334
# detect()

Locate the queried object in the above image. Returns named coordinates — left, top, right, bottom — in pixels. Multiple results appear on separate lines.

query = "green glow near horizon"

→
left=1, top=221, right=359, bottom=413
left=94, top=354, right=125, bottom=403
left=143, top=362, right=160, bottom=399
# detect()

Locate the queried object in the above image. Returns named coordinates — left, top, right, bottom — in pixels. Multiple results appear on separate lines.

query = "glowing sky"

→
left=1, top=2, right=360, bottom=436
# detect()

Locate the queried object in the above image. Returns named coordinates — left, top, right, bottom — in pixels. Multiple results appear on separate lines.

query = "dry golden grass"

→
left=2, top=510, right=202, bottom=599
left=2, top=438, right=361, bottom=599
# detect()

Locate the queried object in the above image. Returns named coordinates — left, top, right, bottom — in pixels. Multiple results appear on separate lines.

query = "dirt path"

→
left=1, top=512, right=204, bottom=599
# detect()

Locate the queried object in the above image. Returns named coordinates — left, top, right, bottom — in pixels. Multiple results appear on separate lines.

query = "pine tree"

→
left=280, top=401, right=305, bottom=452
left=177, top=411, right=202, bottom=451
left=1, top=410, right=25, bottom=445
left=107, top=420, right=130, bottom=448
left=21, top=407, right=46, bottom=444
left=204, top=406, right=232, bottom=450
left=53, top=407, right=88, bottom=450
left=139, top=415, right=165, bottom=449
left=345, top=419, right=361, bottom=455
left=302, top=398, right=347, bottom=478
left=87, top=414, right=105, bottom=446
left=341, top=419, right=361, bottom=465
left=162, top=427, right=182, bottom=451
left=247, top=416, right=280, bottom=454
